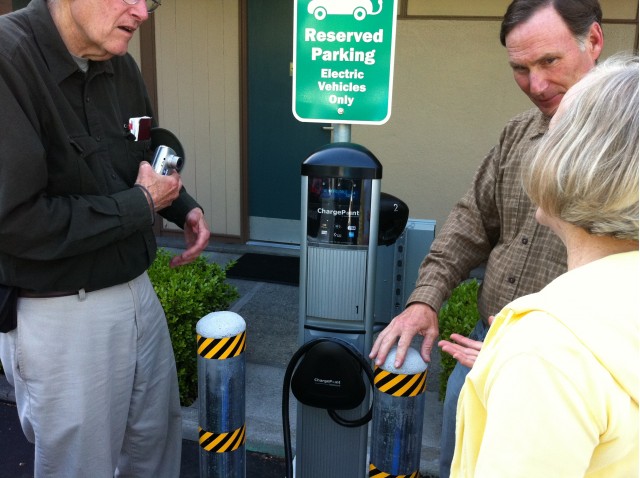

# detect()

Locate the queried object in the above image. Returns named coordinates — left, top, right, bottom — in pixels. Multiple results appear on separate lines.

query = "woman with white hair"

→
left=451, top=55, right=639, bottom=477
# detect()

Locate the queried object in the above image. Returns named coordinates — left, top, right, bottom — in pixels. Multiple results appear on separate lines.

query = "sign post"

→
left=293, top=0, right=399, bottom=125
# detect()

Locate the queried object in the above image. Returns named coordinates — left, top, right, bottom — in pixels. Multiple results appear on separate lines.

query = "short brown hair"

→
left=500, top=0, right=603, bottom=46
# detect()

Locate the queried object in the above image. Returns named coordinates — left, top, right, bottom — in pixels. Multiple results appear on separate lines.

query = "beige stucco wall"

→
left=352, top=16, right=637, bottom=229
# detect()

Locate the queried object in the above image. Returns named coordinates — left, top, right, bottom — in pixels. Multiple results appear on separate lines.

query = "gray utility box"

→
left=374, top=218, right=436, bottom=327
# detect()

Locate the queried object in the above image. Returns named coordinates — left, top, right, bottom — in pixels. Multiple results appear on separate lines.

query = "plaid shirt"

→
left=408, top=108, right=567, bottom=322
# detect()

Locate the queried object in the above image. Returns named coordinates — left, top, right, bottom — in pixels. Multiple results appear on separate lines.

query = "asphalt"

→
left=0, top=239, right=442, bottom=478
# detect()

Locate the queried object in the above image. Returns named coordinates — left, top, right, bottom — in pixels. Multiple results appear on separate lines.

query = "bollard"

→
left=369, top=347, right=427, bottom=478
left=196, top=311, right=246, bottom=478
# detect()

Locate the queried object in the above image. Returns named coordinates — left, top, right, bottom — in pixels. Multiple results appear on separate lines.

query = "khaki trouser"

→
left=0, top=272, right=182, bottom=478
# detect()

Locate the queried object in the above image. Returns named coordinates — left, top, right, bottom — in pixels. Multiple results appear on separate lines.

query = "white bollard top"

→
left=196, top=311, right=246, bottom=339
left=381, top=347, right=427, bottom=375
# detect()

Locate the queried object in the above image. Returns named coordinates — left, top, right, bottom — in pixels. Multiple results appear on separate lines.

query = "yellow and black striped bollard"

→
left=369, top=346, right=427, bottom=478
left=196, top=311, right=247, bottom=478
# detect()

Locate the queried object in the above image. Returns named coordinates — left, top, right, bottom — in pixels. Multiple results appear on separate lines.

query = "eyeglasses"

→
left=122, top=0, right=161, bottom=13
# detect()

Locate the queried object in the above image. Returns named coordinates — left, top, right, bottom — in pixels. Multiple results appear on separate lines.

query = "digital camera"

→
left=151, top=145, right=184, bottom=175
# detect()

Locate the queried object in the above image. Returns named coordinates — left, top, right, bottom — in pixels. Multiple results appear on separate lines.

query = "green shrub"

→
left=148, top=249, right=239, bottom=406
left=438, top=279, right=480, bottom=401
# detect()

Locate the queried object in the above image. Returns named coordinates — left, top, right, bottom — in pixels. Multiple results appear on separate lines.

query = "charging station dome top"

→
left=301, top=142, right=383, bottom=180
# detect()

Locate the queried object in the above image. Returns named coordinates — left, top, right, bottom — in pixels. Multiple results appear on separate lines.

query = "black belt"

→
left=18, top=288, right=89, bottom=299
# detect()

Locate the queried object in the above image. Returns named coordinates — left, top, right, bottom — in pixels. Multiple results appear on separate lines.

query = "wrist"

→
left=134, top=183, right=156, bottom=225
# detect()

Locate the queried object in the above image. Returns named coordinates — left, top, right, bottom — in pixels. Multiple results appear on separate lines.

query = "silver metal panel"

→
left=299, top=177, right=310, bottom=345
left=295, top=402, right=369, bottom=478
left=373, top=219, right=437, bottom=325
left=373, top=243, right=395, bottom=325
left=305, top=246, right=368, bottom=322
left=395, top=219, right=436, bottom=310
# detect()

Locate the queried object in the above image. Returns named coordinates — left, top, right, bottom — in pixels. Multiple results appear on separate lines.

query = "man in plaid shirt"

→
left=370, top=1, right=604, bottom=476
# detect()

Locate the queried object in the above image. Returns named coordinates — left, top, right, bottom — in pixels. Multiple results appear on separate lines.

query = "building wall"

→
left=129, top=30, right=141, bottom=64
left=151, top=0, right=637, bottom=239
left=154, top=0, right=242, bottom=238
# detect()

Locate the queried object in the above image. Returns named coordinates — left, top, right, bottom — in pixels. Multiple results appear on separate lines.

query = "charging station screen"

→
left=307, top=177, right=370, bottom=245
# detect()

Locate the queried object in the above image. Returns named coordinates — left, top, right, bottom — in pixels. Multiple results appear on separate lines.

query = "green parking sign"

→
left=293, top=0, right=398, bottom=125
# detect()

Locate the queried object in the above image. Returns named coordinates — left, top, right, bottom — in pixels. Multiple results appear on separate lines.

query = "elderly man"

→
left=0, top=0, right=210, bottom=476
left=369, top=1, right=604, bottom=476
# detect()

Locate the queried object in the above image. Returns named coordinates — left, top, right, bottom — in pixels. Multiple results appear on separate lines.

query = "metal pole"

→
left=332, top=123, right=351, bottom=143
left=196, top=311, right=247, bottom=478
left=369, top=347, right=427, bottom=477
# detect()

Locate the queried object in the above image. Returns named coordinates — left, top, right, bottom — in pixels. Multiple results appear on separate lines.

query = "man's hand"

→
left=438, top=315, right=494, bottom=368
left=369, top=302, right=439, bottom=368
left=135, top=161, right=182, bottom=211
left=170, top=208, right=211, bottom=268
left=438, top=334, right=483, bottom=368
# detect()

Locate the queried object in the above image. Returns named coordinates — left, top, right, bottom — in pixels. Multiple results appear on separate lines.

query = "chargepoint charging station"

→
left=287, top=142, right=383, bottom=478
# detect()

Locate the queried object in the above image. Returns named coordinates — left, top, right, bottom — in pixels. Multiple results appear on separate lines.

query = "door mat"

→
left=226, top=253, right=300, bottom=286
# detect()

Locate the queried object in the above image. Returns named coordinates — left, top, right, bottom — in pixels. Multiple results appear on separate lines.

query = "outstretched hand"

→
left=438, top=315, right=494, bottom=368
left=170, top=208, right=211, bottom=268
left=438, top=334, right=483, bottom=368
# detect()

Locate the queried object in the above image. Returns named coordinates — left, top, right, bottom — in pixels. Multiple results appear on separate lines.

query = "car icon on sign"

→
left=307, top=0, right=383, bottom=21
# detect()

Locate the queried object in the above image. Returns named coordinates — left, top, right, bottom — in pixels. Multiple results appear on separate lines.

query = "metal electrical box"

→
left=374, top=218, right=437, bottom=326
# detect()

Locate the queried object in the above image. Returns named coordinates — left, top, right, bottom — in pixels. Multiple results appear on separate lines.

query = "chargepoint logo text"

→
left=315, top=378, right=342, bottom=387
left=317, top=207, right=359, bottom=217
